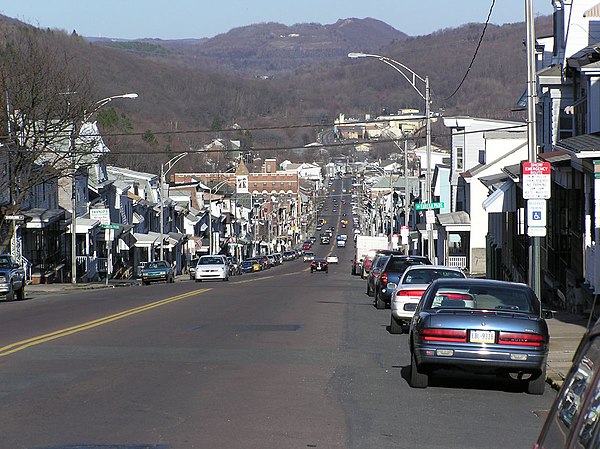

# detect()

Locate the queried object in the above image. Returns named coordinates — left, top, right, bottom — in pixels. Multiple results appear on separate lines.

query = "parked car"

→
left=0, top=254, right=26, bottom=300
left=283, top=251, right=296, bottom=261
left=241, top=259, right=261, bottom=273
left=408, top=278, right=552, bottom=394
left=366, top=254, right=390, bottom=297
left=533, top=316, right=600, bottom=447
left=373, top=255, right=432, bottom=309
left=226, top=256, right=242, bottom=276
left=388, top=265, right=466, bottom=333
left=140, top=260, right=175, bottom=285
left=310, top=258, right=328, bottom=273
left=188, top=257, right=199, bottom=280
left=326, top=254, right=339, bottom=264
left=195, top=255, right=229, bottom=282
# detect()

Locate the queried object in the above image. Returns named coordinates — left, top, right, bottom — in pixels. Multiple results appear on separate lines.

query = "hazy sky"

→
left=0, top=1, right=555, bottom=40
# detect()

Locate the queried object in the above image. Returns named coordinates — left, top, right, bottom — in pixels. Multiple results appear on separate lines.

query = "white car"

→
left=326, top=255, right=339, bottom=264
left=195, top=255, right=229, bottom=282
left=336, top=240, right=346, bottom=247
left=388, top=265, right=466, bottom=334
left=303, top=252, right=315, bottom=262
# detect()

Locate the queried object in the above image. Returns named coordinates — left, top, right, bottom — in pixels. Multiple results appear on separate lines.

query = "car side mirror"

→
left=542, top=309, right=555, bottom=320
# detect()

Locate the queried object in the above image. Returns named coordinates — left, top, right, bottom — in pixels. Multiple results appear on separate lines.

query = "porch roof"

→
left=555, top=132, right=600, bottom=158
left=23, top=208, right=65, bottom=229
left=132, top=231, right=163, bottom=248
left=437, top=211, right=471, bottom=232
left=482, top=180, right=516, bottom=213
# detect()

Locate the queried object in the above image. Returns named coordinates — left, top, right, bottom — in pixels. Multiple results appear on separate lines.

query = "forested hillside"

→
left=0, top=14, right=552, bottom=173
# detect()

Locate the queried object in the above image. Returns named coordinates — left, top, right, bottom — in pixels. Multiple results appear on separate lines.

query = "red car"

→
left=302, top=242, right=312, bottom=250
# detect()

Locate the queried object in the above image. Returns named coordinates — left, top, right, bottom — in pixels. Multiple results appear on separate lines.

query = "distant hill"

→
left=0, top=13, right=553, bottom=172
left=89, top=18, right=408, bottom=77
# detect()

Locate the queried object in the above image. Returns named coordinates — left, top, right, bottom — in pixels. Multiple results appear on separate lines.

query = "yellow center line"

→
left=0, top=288, right=212, bottom=358
left=231, top=275, right=275, bottom=285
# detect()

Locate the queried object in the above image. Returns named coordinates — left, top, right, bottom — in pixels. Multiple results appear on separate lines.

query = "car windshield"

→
left=198, top=257, right=225, bottom=265
left=386, top=258, right=426, bottom=273
left=0, top=256, right=12, bottom=267
left=403, top=268, right=464, bottom=284
left=147, top=261, right=168, bottom=269
left=425, top=283, right=537, bottom=314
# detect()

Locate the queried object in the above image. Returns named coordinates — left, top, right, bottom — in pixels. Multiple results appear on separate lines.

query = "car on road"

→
left=241, top=259, right=261, bottom=273
left=408, top=278, right=552, bottom=394
left=310, top=258, right=328, bottom=273
left=533, top=315, right=600, bottom=447
left=188, top=257, right=199, bottom=280
left=303, top=251, right=315, bottom=262
left=388, top=265, right=466, bottom=333
left=283, top=251, right=296, bottom=261
left=302, top=242, right=312, bottom=251
left=366, top=254, right=390, bottom=297
left=0, top=254, right=26, bottom=300
left=336, top=239, right=346, bottom=247
left=140, top=260, right=175, bottom=285
left=195, top=255, right=229, bottom=282
left=326, top=255, right=339, bottom=264
left=373, top=255, right=432, bottom=309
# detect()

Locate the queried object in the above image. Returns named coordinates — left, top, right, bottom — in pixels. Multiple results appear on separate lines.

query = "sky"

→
left=0, top=0, right=555, bottom=40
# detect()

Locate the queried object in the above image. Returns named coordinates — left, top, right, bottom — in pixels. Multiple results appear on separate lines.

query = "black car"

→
left=373, top=255, right=431, bottom=309
left=408, top=278, right=552, bottom=394
left=310, top=258, right=328, bottom=273
left=534, top=316, right=600, bottom=446
left=365, top=254, right=390, bottom=297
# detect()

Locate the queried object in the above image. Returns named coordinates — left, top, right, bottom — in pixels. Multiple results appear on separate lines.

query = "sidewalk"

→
left=545, top=310, right=590, bottom=390
left=24, top=279, right=590, bottom=391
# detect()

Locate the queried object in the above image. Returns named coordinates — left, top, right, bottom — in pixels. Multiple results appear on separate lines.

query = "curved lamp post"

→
left=159, top=152, right=189, bottom=261
left=71, top=92, right=138, bottom=284
left=207, top=179, right=231, bottom=255
left=348, top=52, right=434, bottom=262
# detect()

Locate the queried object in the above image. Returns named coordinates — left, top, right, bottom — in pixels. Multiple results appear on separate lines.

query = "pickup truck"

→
left=0, top=254, right=26, bottom=300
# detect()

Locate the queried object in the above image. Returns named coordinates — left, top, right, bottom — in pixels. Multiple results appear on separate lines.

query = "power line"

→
left=444, top=0, right=496, bottom=101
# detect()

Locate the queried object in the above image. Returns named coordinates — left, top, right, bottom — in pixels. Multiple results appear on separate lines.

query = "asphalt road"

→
left=0, top=178, right=555, bottom=449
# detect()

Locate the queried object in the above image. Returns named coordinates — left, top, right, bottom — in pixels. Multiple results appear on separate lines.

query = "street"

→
left=0, top=182, right=555, bottom=449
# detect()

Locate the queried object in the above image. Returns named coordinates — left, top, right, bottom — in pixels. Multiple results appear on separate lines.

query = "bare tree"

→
left=0, top=26, right=95, bottom=250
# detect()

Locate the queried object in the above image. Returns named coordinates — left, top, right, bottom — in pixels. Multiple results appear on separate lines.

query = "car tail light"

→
left=380, top=273, right=388, bottom=284
left=420, top=328, right=467, bottom=342
left=443, top=292, right=472, bottom=301
left=498, top=332, right=545, bottom=347
left=323, top=262, right=328, bottom=266
left=397, top=289, right=426, bottom=297
left=311, top=262, right=316, bottom=266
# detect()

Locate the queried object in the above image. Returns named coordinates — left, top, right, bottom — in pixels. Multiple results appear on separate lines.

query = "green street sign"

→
left=100, top=224, right=120, bottom=230
left=415, top=202, right=445, bottom=211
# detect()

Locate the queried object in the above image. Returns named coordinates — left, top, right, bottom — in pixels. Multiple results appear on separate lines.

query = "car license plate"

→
left=470, top=330, right=495, bottom=343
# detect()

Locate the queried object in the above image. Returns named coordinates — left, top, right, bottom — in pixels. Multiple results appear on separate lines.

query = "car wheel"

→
left=366, top=283, right=371, bottom=296
left=527, top=367, right=546, bottom=395
left=169, top=276, right=175, bottom=283
left=5, top=284, right=14, bottom=301
left=15, top=284, right=25, bottom=301
left=390, top=315, right=402, bottom=334
left=375, top=291, right=386, bottom=310
left=223, top=277, right=229, bottom=282
left=409, top=351, right=428, bottom=388
left=143, top=281, right=150, bottom=286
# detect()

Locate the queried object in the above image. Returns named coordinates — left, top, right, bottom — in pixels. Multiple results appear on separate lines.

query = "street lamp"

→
left=348, top=52, right=434, bottom=262
left=70, top=92, right=138, bottom=284
left=207, top=179, right=231, bottom=255
left=159, top=152, right=189, bottom=260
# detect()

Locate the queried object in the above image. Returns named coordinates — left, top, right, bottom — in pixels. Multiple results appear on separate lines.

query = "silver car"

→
left=388, top=265, right=466, bottom=334
left=195, top=255, right=229, bottom=282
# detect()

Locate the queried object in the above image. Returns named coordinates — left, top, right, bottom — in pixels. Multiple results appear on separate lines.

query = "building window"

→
left=456, top=146, right=464, bottom=170
left=479, top=150, right=485, bottom=165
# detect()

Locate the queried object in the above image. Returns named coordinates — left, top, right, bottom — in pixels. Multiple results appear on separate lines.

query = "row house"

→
left=171, top=159, right=302, bottom=255
left=466, top=1, right=600, bottom=313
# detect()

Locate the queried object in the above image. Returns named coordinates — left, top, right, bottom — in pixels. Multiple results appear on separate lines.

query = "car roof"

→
left=403, top=265, right=463, bottom=272
left=430, top=278, right=530, bottom=288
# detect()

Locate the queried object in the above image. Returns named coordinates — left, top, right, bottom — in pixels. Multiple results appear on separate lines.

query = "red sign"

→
left=522, top=162, right=551, bottom=199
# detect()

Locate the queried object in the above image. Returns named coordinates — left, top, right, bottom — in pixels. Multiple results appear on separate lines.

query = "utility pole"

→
left=525, top=0, right=541, bottom=299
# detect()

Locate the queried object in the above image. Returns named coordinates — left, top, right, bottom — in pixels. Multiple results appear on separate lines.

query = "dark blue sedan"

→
left=408, top=278, right=552, bottom=394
